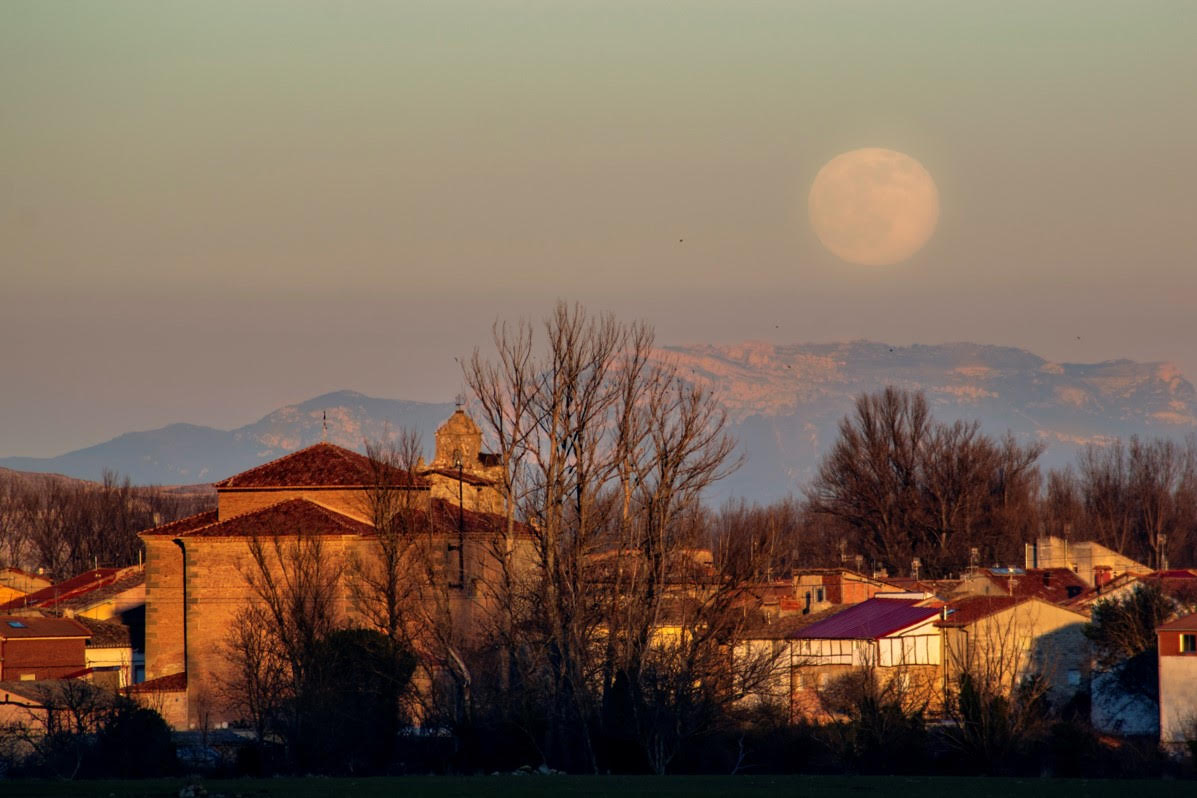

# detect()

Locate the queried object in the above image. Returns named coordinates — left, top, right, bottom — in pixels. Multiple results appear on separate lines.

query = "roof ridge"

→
left=176, top=496, right=374, bottom=539
left=212, top=441, right=355, bottom=488
left=137, top=509, right=220, bottom=537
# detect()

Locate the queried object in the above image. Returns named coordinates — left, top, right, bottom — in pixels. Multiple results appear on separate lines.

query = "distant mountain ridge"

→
left=658, top=340, right=1197, bottom=501
left=0, top=392, right=456, bottom=486
left=3, top=342, right=1195, bottom=503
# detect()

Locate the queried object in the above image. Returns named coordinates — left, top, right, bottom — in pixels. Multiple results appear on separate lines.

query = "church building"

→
left=136, top=409, right=525, bottom=729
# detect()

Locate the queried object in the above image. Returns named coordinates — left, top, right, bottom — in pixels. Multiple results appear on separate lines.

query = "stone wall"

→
left=143, top=538, right=185, bottom=681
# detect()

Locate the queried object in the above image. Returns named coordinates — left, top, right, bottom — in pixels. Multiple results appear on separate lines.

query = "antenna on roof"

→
left=322, top=411, right=328, bottom=442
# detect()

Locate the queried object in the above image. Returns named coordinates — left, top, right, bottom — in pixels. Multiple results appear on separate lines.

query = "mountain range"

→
left=3, top=341, right=1195, bottom=503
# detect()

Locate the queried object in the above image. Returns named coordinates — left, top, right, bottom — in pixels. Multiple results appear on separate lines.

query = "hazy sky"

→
left=3, top=1, right=1196, bottom=457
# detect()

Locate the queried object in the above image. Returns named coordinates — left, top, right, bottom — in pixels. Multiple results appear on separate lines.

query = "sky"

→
left=3, top=1, right=1196, bottom=457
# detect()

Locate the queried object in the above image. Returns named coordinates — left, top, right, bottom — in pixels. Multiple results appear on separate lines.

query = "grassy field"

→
left=3, top=775, right=1195, bottom=798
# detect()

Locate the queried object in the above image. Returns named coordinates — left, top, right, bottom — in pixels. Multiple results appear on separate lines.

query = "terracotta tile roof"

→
left=55, top=568, right=144, bottom=612
left=419, top=467, right=496, bottom=487
left=742, top=607, right=843, bottom=640
left=214, top=442, right=425, bottom=489
left=937, top=595, right=1025, bottom=627
left=72, top=616, right=132, bottom=648
left=791, top=598, right=940, bottom=640
left=139, top=509, right=219, bottom=538
left=979, top=567, right=1089, bottom=604
left=1157, top=613, right=1197, bottom=633
left=883, top=577, right=961, bottom=597
left=426, top=499, right=533, bottom=538
left=1147, top=569, right=1197, bottom=580
left=125, top=671, right=187, bottom=694
left=177, top=498, right=374, bottom=538
left=0, top=679, right=114, bottom=706
left=0, top=568, right=125, bottom=613
left=0, top=615, right=91, bottom=640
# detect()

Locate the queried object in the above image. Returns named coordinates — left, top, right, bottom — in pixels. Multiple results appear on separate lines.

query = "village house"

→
left=0, top=568, right=51, bottom=606
left=785, top=595, right=944, bottom=718
left=0, top=616, right=91, bottom=681
left=72, top=616, right=139, bottom=689
left=791, top=568, right=902, bottom=615
left=937, top=595, right=1090, bottom=703
left=1156, top=612, right=1197, bottom=751
left=952, top=566, right=1089, bottom=606
left=134, top=409, right=532, bottom=730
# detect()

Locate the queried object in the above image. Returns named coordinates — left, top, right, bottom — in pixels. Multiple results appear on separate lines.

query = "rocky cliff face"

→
left=658, top=341, right=1197, bottom=502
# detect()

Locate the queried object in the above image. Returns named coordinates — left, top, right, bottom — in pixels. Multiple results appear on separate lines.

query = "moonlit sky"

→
left=3, top=1, right=1196, bottom=457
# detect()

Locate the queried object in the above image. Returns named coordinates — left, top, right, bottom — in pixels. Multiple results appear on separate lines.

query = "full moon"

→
left=808, top=148, right=940, bottom=266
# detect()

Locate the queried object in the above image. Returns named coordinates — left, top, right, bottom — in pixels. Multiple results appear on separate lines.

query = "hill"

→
left=3, top=343, right=1195, bottom=503
left=0, top=392, right=455, bottom=487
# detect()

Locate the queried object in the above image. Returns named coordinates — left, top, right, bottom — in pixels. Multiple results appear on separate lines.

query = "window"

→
left=1067, top=669, right=1082, bottom=686
left=1182, top=634, right=1197, bottom=653
left=7, top=620, right=26, bottom=629
left=19, top=673, right=35, bottom=681
left=816, top=587, right=825, bottom=603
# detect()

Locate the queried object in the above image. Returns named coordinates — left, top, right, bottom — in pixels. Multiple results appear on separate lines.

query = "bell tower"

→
left=433, top=401, right=483, bottom=469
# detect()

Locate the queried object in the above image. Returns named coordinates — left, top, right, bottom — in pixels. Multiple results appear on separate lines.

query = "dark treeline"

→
left=795, top=387, right=1197, bottom=579
left=0, top=469, right=214, bottom=580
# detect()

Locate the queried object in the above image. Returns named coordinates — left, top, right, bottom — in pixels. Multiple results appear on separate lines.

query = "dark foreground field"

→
left=4, top=775, right=1196, bottom=798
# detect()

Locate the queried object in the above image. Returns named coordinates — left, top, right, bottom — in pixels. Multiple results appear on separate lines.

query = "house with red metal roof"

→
left=134, top=409, right=529, bottom=730
left=1157, top=613, right=1197, bottom=750
left=782, top=596, right=944, bottom=718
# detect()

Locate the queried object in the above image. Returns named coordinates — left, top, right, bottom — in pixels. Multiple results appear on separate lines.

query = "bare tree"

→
left=242, top=527, right=344, bottom=761
left=940, top=607, right=1057, bottom=771
left=807, top=388, right=1043, bottom=577
left=1076, top=435, right=1197, bottom=567
left=222, top=605, right=287, bottom=744
left=463, top=302, right=747, bottom=772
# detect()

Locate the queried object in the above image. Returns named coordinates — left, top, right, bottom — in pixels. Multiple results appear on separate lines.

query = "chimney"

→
left=1042, top=571, right=1052, bottom=587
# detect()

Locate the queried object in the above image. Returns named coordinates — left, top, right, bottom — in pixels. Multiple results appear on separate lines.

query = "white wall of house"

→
left=1160, top=655, right=1197, bottom=746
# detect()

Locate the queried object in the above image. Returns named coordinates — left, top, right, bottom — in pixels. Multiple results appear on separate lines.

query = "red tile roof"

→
left=139, top=509, right=219, bottom=538
left=0, top=568, right=126, bottom=613
left=0, top=615, right=91, bottom=640
left=1157, top=613, right=1197, bottom=633
left=125, top=671, right=187, bottom=694
left=791, top=598, right=940, bottom=640
left=743, top=607, right=843, bottom=640
left=72, top=616, right=132, bottom=648
left=213, top=443, right=425, bottom=489
left=176, top=498, right=374, bottom=538
left=979, top=567, right=1089, bottom=604
left=426, top=499, right=532, bottom=538
left=419, top=467, right=496, bottom=487
left=1148, top=570, right=1197, bottom=579
left=938, top=595, right=1025, bottom=627
left=55, top=569, right=144, bottom=612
